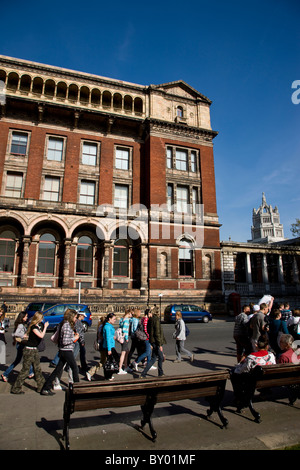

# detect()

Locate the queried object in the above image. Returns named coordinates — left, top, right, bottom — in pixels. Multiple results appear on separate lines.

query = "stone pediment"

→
left=152, top=80, right=211, bottom=104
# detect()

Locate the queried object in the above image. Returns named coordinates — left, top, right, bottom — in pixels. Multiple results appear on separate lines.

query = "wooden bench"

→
left=63, top=370, right=230, bottom=450
left=231, top=363, right=300, bottom=423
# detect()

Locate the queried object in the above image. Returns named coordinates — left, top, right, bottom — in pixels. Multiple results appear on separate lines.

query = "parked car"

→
left=164, top=304, right=212, bottom=323
left=25, top=302, right=57, bottom=319
left=42, top=303, right=92, bottom=331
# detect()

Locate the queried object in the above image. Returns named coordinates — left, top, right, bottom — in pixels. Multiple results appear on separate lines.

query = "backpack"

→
left=114, top=327, right=125, bottom=344
left=185, top=324, right=190, bottom=337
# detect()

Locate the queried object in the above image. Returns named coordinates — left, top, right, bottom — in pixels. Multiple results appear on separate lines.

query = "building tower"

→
left=250, top=193, right=285, bottom=243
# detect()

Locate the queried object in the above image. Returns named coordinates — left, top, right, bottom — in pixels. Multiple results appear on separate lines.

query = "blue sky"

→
left=1, top=0, right=299, bottom=242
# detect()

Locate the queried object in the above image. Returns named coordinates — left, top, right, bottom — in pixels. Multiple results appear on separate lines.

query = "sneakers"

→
left=53, top=383, right=66, bottom=391
left=150, top=366, right=157, bottom=370
left=40, top=389, right=55, bottom=396
left=174, top=359, right=181, bottom=363
left=1, top=374, right=7, bottom=382
left=117, top=369, right=127, bottom=375
left=86, top=371, right=92, bottom=381
left=129, top=361, right=138, bottom=371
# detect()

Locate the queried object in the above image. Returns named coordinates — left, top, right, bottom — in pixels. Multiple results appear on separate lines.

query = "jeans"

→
left=175, top=340, right=192, bottom=361
left=42, top=349, right=79, bottom=391
left=135, top=340, right=151, bottom=364
left=141, top=343, right=164, bottom=377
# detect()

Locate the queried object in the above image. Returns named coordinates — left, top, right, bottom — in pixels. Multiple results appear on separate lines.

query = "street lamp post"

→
left=158, top=293, right=163, bottom=322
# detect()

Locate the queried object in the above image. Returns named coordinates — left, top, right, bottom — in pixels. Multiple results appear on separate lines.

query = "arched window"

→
left=179, top=239, right=193, bottom=276
left=113, top=239, right=128, bottom=276
left=177, top=106, right=183, bottom=117
left=160, top=252, right=168, bottom=277
left=76, top=236, right=93, bottom=275
left=37, top=233, right=56, bottom=274
left=0, top=230, right=16, bottom=273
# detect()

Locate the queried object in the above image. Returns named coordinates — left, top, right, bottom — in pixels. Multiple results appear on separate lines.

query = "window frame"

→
left=5, top=172, right=23, bottom=198
left=81, top=140, right=99, bottom=166
left=115, top=146, right=130, bottom=171
left=10, top=131, right=29, bottom=156
left=79, top=180, right=96, bottom=205
left=43, top=175, right=61, bottom=202
left=46, top=135, right=65, bottom=162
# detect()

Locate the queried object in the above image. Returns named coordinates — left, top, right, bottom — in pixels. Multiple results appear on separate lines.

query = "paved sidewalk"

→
left=1, top=349, right=300, bottom=452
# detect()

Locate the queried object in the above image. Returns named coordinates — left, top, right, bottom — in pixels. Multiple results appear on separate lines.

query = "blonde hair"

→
left=175, top=311, right=182, bottom=319
left=27, top=311, right=44, bottom=334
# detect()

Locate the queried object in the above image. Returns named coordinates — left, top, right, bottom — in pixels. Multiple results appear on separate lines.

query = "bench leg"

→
left=141, top=395, right=157, bottom=441
left=63, top=399, right=71, bottom=450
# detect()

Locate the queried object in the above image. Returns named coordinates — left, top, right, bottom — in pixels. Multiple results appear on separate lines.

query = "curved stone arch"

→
left=19, top=73, right=32, bottom=92
left=176, top=232, right=196, bottom=246
left=27, top=214, right=68, bottom=239
left=0, top=214, right=25, bottom=237
left=69, top=217, right=107, bottom=242
left=107, top=221, right=145, bottom=244
left=0, top=211, right=27, bottom=235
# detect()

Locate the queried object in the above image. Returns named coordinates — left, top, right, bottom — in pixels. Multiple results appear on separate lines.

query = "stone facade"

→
left=221, top=238, right=300, bottom=312
left=0, top=55, right=223, bottom=315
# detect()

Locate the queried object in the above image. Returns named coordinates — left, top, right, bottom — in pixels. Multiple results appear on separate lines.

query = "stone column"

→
left=20, top=236, right=31, bottom=287
left=62, top=238, right=72, bottom=288
left=262, top=253, right=269, bottom=290
left=246, top=252, right=253, bottom=292
left=102, top=241, right=112, bottom=288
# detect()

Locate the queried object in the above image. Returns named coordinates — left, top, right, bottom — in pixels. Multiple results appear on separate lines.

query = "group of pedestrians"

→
left=0, top=304, right=194, bottom=394
left=233, top=296, right=300, bottom=375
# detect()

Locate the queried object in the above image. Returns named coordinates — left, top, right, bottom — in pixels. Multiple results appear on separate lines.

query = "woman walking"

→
left=11, top=312, right=49, bottom=394
left=40, top=309, right=79, bottom=395
left=173, top=311, right=194, bottom=363
left=2, top=311, right=33, bottom=382
left=102, top=313, right=120, bottom=381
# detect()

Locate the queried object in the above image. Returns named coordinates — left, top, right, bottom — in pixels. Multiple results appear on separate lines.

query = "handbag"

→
left=104, top=355, right=119, bottom=373
left=51, top=328, right=60, bottom=344
left=38, top=338, right=46, bottom=352
left=114, top=327, right=125, bottom=344
left=94, top=339, right=100, bottom=351
left=135, top=322, right=147, bottom=341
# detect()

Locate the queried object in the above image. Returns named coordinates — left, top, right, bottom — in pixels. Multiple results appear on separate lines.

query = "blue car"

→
left=42, top=303, right=92, bottom=332
left=25, top=302, right=57, bottom=319
left=164, top=304, right=212, bottom=323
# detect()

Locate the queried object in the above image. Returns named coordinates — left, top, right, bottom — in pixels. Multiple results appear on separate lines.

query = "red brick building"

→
left=0, top=55, right=222, bottom=313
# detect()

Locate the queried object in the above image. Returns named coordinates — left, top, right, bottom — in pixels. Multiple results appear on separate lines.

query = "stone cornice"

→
left=146, top=118, right=218, bottom=141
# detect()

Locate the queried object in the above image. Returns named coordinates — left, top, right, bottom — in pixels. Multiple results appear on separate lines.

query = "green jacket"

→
left=148, top=314, right=166, bottom=347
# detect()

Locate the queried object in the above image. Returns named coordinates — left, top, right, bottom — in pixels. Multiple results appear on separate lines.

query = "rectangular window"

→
left=191, top=151, right=197, bottom=172
left=192, top=188, right=199, bottom=214
left=175, top=149, right=188, bottom=171
left=5, top=172, right=23, bottom=198
left=43, top=176, right=60, bottom=202
left=167, top=147, right=172, bottom=169
left=82, top=142, right=97, bottom=166
left=114, top=184, right=128, bottom=209
left=177, top=186, right=189, bottom=213
left=80, top=181, right=96, bottom=205
left=167, top=184, right=173, bottom=211
left=47, top=136, right=64, bottom=161
left=10, top=131, right=28, bottom=155
left=115, top=147, right=129, bottom=170
left=179, top=245, right=193, bottom=277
